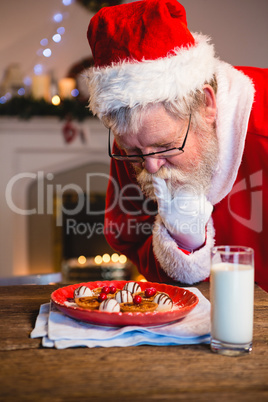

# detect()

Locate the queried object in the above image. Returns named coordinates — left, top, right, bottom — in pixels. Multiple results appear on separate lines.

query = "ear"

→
left=203, top=84, right=217, bottom=123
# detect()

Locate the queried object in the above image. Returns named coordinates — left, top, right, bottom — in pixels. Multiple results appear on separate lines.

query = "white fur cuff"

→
left=152, top=215, right=215, bottom=284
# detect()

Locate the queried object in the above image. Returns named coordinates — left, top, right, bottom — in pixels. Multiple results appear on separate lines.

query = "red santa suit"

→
left=86, top=1, right=268, bottom=292
left=104, top=64, right=268, bottom=292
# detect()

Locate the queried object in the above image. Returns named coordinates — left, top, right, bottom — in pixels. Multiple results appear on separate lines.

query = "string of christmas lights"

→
left=0, top=0, right=79, bottom=106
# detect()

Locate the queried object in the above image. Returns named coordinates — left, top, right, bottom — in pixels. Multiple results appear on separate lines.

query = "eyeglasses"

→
left=108, top=114, right=191, bottom=163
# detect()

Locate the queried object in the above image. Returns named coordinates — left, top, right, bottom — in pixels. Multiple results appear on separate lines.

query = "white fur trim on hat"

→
left=152, top=214, right=215, bottom=284
left=86, top=33, right=216, bottom=119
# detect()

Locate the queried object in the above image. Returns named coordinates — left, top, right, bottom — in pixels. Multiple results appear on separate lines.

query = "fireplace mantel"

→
left=0, top=117, right=108, bottom=278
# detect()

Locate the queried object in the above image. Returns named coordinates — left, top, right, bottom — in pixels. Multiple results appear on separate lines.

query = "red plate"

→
left=51, top=280, right=199, bottom=327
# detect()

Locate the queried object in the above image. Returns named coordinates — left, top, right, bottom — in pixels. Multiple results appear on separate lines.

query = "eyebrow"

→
left=116, top=136, right=177, bottom=150
left=151, top=140, right=176, bottom=148
left=114, top=126, right=182, bottom=151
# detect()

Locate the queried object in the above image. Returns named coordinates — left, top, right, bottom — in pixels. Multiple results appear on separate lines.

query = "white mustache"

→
left=135, top=165, right=193, bottom=199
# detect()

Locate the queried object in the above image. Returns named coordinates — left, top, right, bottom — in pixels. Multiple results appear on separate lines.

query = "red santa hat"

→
left=86, top=0, right=216, bottom=118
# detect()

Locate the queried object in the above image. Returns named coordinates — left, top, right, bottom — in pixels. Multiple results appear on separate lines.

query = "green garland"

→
left=0, top=96, right=93, bottom=121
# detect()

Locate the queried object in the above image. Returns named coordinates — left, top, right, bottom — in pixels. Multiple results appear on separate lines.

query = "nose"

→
left=143, top=156, right=166, bottom=174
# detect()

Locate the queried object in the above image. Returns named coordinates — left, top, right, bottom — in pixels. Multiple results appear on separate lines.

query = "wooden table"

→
left=0, top=282, right=267, bottom=401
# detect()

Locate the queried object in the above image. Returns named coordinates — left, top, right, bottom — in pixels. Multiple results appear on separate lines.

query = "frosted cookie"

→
left=153, top=293, right=173, bottom=311
left=115, top=290, right=133, bottom=303
left=123, top=282, right=141, bottom=295
left=74, top=285, right=93, bottom=299
left=99, top=298, right=121, bottom=312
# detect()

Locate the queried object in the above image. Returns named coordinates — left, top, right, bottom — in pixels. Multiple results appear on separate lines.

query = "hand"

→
left=153, top=177, right=213, bottom=251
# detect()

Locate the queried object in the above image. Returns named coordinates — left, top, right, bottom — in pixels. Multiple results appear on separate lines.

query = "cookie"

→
left=138, top=290, right=160, bottom=302
left=120, top=301, right=158, bottom=313
left=75, top=296, right=100, bottom=310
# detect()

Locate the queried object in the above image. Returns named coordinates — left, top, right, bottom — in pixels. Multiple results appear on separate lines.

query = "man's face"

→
left=115, top=104, right=218, bottom=199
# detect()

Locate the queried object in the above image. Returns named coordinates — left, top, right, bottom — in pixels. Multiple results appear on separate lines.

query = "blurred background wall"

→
left=0, top=0, right=266, bottom=88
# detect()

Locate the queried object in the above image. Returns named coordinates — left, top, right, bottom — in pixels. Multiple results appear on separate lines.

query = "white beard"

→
left=134, top=125, right=218, bottom=200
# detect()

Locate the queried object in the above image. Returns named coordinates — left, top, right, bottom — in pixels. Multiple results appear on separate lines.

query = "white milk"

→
left=210, top=263, right=254, bottom=344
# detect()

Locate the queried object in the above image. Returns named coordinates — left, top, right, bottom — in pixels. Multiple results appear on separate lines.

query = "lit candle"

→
left=32, top=74, right=50, bottom=101
left=77, top=255, right=86, bottom=265
left=51, top=95, right=61, bottom=105
left=58, top=77, right=76, bottom=99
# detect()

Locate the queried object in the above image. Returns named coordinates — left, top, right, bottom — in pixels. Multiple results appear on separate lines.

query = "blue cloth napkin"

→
left=31, top=287, right=210, bottom=349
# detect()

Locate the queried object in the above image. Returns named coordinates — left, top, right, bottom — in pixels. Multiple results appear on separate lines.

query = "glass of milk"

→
left=210, top=246, right=254, bottom=356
